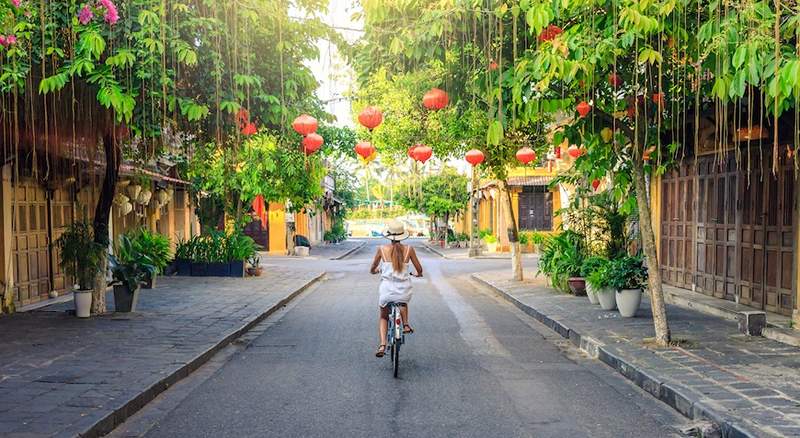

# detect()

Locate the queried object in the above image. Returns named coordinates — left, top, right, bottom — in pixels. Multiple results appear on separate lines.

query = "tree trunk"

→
left=631, top=157, right=671, bottom=346
left=92, top=134, right=119, bottom=315
left=498, top=179, right=522, bottom=281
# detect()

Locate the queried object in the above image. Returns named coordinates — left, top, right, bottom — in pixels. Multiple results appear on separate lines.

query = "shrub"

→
left=55, top=221, right=105, bottom=291
left=484, top=234, right=498, bottom=244
left=126, top=228, right=171, bottom=274
left=607, top=256, right=648, bottom=290
left=585, top=258, right=612, bottom=290
left=537, top=231, right=585, bottom=293
left=109, top=234, right=156, bottom=291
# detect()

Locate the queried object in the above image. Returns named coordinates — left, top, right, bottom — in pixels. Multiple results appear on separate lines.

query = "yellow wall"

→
left=268, top=202, right=287, bottom=255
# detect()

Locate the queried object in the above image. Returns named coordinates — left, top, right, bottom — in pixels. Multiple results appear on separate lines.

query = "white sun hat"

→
left=383, top=219, right=409, bottom=242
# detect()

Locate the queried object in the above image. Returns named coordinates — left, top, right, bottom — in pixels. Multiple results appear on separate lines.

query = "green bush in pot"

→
left=608, top=256, right=648, bottom=317
left=55, top=221, right=106, bottom=317
left=126, top=228, right=171, bottom=288
left=109, top=234, right=156, bottom=312
left=586, top=258, right=617, bottom=310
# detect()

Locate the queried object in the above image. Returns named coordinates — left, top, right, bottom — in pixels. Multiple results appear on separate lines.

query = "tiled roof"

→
left=506, top=175, right=555, bottom=186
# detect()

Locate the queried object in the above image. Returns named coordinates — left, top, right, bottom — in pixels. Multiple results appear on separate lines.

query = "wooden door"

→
left=738, top=164, right=766, bottom=309
left=49, top=187, right=74, bottom=294
left=518, top=186, right=553, bottom=231
left=695, top=155, right=737, bottom=301
left=660, top=162, right=695, bottom=289
left=12, top=182, right=51, bottom=305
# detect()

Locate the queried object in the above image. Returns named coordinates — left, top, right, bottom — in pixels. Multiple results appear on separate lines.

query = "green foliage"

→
left=608, top=256, right=648, bottom=291
left=580, top=256, right=608, bottom=279
left=173, top=230, right=254, bottom=263
left=126, top=228, right=171, bottom=274
left=397, top=167, right=469, bottom=219
left=483, top=234, right=498, bottom=244
left=55, top=221, right=106, bottom=291
left=324, top=219, right=348, bottom=243
left=586, top=259, right=614, bottom=291
left=110, top=234, right=156, bottom=292
left=537, top=231, right=585, bottom=293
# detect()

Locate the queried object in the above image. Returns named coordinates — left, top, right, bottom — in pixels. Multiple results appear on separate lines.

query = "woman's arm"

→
left=408, top=247, right=423, bottom=277
left=370, top=247, right=382, bottom=274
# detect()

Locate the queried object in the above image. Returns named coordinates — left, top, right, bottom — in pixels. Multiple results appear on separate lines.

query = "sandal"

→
left=403, top=324, right=414, bottom=334
left=375, top=344, right=387, bottom=358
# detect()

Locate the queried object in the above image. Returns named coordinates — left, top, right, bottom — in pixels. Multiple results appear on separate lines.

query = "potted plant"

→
left=55, top=221, right=105, bottom=318
left=205, top=231, right=230, bottom=276
left=247, top=254, right=263, bottom=276
left=484, top=234, right=498, bottom=252
left=109, top=235, right=155, bottom=313
left=174, top=237, right=196, bottom=276
left=127, top=229, right=171, bottom=288
left=608, top=256, right=648, bottom=317
left=226, top=231, right=255, bottom=277
left=581, top=256, right=607, bottom=305
left=519, top=232, right=531, bottom=253
left=586, top=259, right=616, bottom=310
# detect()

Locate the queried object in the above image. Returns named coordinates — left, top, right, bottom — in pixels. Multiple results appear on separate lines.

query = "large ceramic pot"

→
left=294, top=246, right=310, bottom=257
left=586, top=284, right=600, bottom=305
left=567, top=277, right=586, bottom=296
left=113, top=285, right=140, bottom=313
left=616, top=288, right=643, bottom=317
left=486, top=242, right=498, bottom=253
left=74, top=289, right=92, bottom=318
left=596, top=288, right=617, bottom=310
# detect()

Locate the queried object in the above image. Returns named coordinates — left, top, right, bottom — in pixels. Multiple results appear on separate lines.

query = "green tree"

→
left=398, top=167, right=469, bottom=241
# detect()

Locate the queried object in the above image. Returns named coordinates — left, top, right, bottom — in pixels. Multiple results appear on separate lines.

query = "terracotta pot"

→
left=567, top=277, right=586, bottom=296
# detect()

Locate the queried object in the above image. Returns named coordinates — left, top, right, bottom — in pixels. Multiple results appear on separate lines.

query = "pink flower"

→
left=0, top=36, right=6, bottom=48
left=98, top=0, right=119, bottom=25
left=78, top=5, right=93, bottom=25
left=11, top=0, right=20, bottom=7
left=6, top=35, right=16, bottom=45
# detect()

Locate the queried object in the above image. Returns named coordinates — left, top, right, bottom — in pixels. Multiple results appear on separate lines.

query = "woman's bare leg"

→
left=400, top=306, right=409, bottom=327
left=378, top=307, right=388, bottom=345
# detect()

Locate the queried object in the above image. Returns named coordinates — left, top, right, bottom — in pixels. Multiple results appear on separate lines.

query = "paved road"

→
left=116, top=239, right=686, bottom=438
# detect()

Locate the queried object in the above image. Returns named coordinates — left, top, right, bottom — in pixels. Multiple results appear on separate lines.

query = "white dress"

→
left=378, top=249, right=413, bottom=307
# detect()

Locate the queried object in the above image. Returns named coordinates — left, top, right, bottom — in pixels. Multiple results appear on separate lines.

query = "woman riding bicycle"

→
left=370, top=219, right=423, bottom=357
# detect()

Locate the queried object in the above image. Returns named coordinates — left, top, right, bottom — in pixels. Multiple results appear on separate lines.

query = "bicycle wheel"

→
left=393, top=339, right=400, bottom=378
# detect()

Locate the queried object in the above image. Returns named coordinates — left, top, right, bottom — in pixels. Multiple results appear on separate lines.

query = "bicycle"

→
left=385, top=301, right=405, bottom=378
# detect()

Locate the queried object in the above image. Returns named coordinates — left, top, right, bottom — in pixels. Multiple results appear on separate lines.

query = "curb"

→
left=471, top=274, right=764, bottom=438
left=421, top=243, right=449, bottom=259
left=78, top=272, right=326, bottom=438
left=330, top=241, right=366, bottom=260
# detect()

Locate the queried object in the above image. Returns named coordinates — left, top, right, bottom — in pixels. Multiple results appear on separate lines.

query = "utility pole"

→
left=469, top=166, right=481, bottom=257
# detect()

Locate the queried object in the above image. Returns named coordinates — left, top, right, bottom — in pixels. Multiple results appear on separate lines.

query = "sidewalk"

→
left=0, top=268, right=323, bottom=437
left=422, top=242, right=538, bottom=260
left=262, top=239, right=365, bottom=260
left=473, top=271, right=800, bottom=438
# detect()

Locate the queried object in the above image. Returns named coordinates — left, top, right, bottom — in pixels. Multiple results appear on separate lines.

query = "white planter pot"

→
left=586, top=284, right=600, bottom=305
left=294, top=246, right=310, bottom=257
left=596, top=288, right=617, bottom=310
left=616, top=288, right=642, bottom=317
left=486, top=242, right=498, bottom=253
left=74, top=290, right=92, bottom=318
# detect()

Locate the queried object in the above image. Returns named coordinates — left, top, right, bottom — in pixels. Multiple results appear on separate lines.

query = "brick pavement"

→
left=474, top=270, right=800, bottom=438
left=0, top=268, right=323, bottom=437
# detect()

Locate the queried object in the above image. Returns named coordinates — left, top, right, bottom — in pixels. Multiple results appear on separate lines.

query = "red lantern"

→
left=412, top=144, right=433, bottom=163
left=241, top=122, right=258, bottom=136
left=423, top=88, right=449, bottom=111
left=358, top=106, right=383, bottom=130
left=465, top=149, right=485, bottom=166
left=652, top=92, right=664, bottom=105
left=608, top=73, right=622, bottom=88
left=576, top=101, right=591, bottom=118
left=592, top=179, right=601, bottom=191
left=292, top=114, right=318, bottom=136
left=488, top=60, right=498, bottom=71
left=555, top=145, right=562, bottom=159
left=355, top=141, right=375, bottom=159
left=538, top=24, right=563, bottom=42
left=516, top=147, right=536, bottom=165
left=407, top=145, right=418, bottom=159
left=252, top=195, right=267, bottom=229
left=567, top=144, right=581, bottom=158
left=303, top=133, right=324, bottom=154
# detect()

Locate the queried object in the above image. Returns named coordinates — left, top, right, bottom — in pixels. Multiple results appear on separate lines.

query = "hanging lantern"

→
left=465, top=149, right=485, bottom=166
left=241, top=122, right=257, bottom=136
left=592, top=179, right=601, bottom=191
left=358, top=106, right=383, bottom=130
left=291, top=114, right=318, bottom=136
left=355, top=141, right=376, bottom=159
left=576, top=101, right=591, bottom=118
left=488, top=60, right=498, bottom=71
left=407, top=145, right=419, bottom=159
left=515, top=147, right=536, bottom=165
left=600, top=127, right=613, bottom=143
left=412, top=144, right=433, bottom=163
left=538, top=24, right=563, bottom=42
left=127, top=184, right=142, bottom=200
left=157, top=190, right=168, bottom=205
left=567, top=144, right=581, bottom=159
left=120, top=202, right=133, bottom=215
left=554, top=144, right=562, bottom=159
left=608, top=73, right=622, bottom=88
left=303, top=133, right=324, bottom=154
left=138, top=189, right=152, bottom=205
left=652, top=92, right=664, bottom=105
left=643, top=146, right=656, bottom=161
left=422, top=88, right=449, bottom=111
